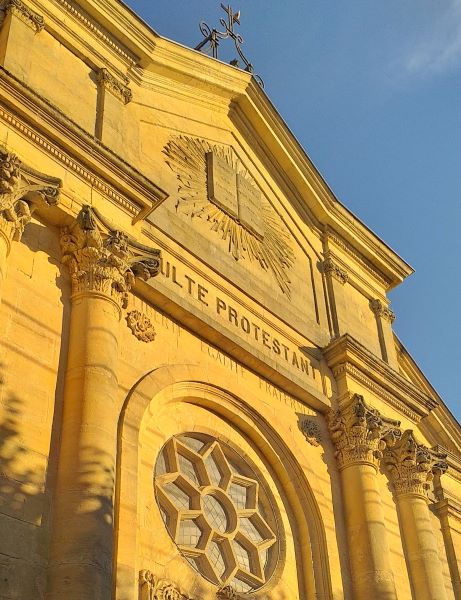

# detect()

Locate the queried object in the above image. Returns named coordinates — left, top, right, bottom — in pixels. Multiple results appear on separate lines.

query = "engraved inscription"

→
left=206, top=151, right=239, bottom=218
left=237, top=173, right=264, bottom=240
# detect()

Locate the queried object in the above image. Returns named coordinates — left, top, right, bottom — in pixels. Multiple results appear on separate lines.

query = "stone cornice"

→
left=1, top=0, right=45, bottom=32
left=0, top=66, right=168, bottom=222
left=323, top=334, right=438, bottom=419
left=30, top=0, right=412, bottom=290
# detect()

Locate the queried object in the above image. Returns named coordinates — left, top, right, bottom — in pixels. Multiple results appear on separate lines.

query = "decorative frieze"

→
left=321, top=257, right=348, bottom=285
left=97, top=68, right=132, bottom=104
left=300, top=418, right=321, bottom=446
left=0, top=0, right=45, bottom=32
left=61, top=206, right=160, bottom=309
left=0, top=149, right=60, bottom=244
left=384, top=430, right=448, bottom=498
left=126, top=310, right=156, bottom=342
left=370, top=298, right=396, bottom=323
left=328, top=394, right=401, bottom=469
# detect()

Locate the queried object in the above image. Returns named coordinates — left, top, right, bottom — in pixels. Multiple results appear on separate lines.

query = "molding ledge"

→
left=0, top=66, right=168, bottom=222
left=323, top=334, right=438, bottom=421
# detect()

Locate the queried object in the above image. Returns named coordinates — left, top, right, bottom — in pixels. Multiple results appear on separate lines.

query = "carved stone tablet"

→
left=237, top=173, right=264, bottom=240
left=206, top=152, right=238, bottom=218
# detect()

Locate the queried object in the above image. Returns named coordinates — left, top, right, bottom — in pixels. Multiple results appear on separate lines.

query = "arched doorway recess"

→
left=114, top=365, right=334, bottom=600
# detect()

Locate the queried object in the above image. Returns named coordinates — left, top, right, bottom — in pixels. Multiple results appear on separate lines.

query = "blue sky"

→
left=125, top=1, right=461, bottom=423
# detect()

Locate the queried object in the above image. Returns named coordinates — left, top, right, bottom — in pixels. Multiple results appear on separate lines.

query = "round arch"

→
left=114, top=364, right=334, bottom=600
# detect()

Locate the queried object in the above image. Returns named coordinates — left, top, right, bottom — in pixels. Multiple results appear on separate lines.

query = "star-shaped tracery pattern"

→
left=154, top=434, right=279, bottom=594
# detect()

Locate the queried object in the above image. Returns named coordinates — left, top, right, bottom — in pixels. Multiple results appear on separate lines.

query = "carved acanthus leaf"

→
left=217, top=586, right=241, bottom=600
left=328, top=394, right=401, bottom=469
left=97, top=68, right=132, bottom=104
left=0, top=149, right=61, bottom=243
left=383, top=430, right=448, bottom=498
left=126, top=310, right=156, bottom=342
left=61, top=206, right=160, bottom=309
left=139, top=571, right=193, bottom=600
left=0, top=0, right=45, bottom=32
left=370, top=299, right=396, bottom=323
left=300, top=419, right=321, bottom=447
left=321, top=257, right=349, bottom=285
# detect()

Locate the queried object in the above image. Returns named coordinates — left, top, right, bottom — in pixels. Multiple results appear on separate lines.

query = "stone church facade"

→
left=0, top=1, right=460, bottom=599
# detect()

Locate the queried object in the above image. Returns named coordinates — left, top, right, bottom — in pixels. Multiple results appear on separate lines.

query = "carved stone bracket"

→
left=126, top=310, right=156, bottom=342
left=0, top=0, right=45, bottom=32
left=300, top=418, right=321, bottom=447
left=61, top=206, right=160, bottom=310
left=370, top=298, right=396, bottom=323
left=383, top=430, right=448, bottom=498
left=97, top=68, right=132, bottom=104
left=328, top=394, right=401, bottom=469
left=0, top=149, right=61, bottom=246
left=321, top=257, right=349, bottom=285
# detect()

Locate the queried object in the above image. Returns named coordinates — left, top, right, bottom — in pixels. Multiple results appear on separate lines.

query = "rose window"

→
left=154, top=434, right=279, bottom=594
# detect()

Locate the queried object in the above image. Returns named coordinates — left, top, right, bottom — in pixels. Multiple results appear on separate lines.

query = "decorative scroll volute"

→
left=328, top=394, right=401, bottom=469
left=383, top=430, right=448, bottom=498
left=0, top=149, right=60, bottom=244
left=61, top=206, right=160, bottom=310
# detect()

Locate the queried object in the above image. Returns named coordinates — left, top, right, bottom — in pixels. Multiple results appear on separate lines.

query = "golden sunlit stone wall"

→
left=0, top=1, right=460, bottom=600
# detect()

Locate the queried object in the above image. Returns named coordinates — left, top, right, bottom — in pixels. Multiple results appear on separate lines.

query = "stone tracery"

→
left=154, top=434, right=278, bottom=594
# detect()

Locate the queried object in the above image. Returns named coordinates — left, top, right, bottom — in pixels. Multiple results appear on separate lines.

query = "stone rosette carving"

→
left=0, top=0, right=45, bottom=32
left=163, top=136, right=294, bottom=298
left=383, top=430, right=448, bottom=498
left=97, top=68, right=132, bottom=104
left=61, top=206, right=160, bottom=309
left=139, top=570, right=193, bottom=600
left=0, top=149, right=60, bottom=244
left=370, top=298, right=396, bottom=323
left=300, top=418, right=321, bottom=446
left=321, top=257, right=349, bottom=285
left=126, top=310, right=156, bottom=342
left=328, top=394, right=401, bottom=469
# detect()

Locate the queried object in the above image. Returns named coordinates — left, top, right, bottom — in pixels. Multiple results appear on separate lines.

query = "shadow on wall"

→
left=0, top=362, right=49, bottom=599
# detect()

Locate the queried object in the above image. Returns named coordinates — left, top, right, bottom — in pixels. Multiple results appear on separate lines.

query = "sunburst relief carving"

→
left=163, top=136, right=294, bottom=297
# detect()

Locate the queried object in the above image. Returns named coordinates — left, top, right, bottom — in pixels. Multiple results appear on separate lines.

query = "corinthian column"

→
left=328, top=394, right=401, bottom=600
left=0, top=149, right=60, bottom=303
left=384, top=431, right=449, bottom=600
left=47, top=206, right=160, bottom=600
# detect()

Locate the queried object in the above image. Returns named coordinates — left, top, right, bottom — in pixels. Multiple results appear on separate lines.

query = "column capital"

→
left=1, top=0, right=45, bottom=32
left=60, top=205, right=160, bottom=312
left=321, top=256, right=349, bottom=284
left=383, top=430, right=448, bottom=498
left=328, top=393, right=401, bottom=469
left=0, top=149, right=61, bottom=247
left=370, top=298, right=396, bottom=323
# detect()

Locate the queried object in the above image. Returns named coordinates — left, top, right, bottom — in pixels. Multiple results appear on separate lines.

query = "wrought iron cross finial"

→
left=194, top=4, right=264, bottom=88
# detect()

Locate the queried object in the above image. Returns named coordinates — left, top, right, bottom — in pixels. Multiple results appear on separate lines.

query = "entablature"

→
left=323, top=334, right=438, bottom=422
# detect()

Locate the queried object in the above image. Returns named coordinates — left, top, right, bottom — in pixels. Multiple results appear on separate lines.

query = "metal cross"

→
left=194, top=4, right=264, bottom=88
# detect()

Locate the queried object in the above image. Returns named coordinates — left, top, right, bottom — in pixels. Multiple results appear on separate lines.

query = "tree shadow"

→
left=0, top=362, right=49, bottom=599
